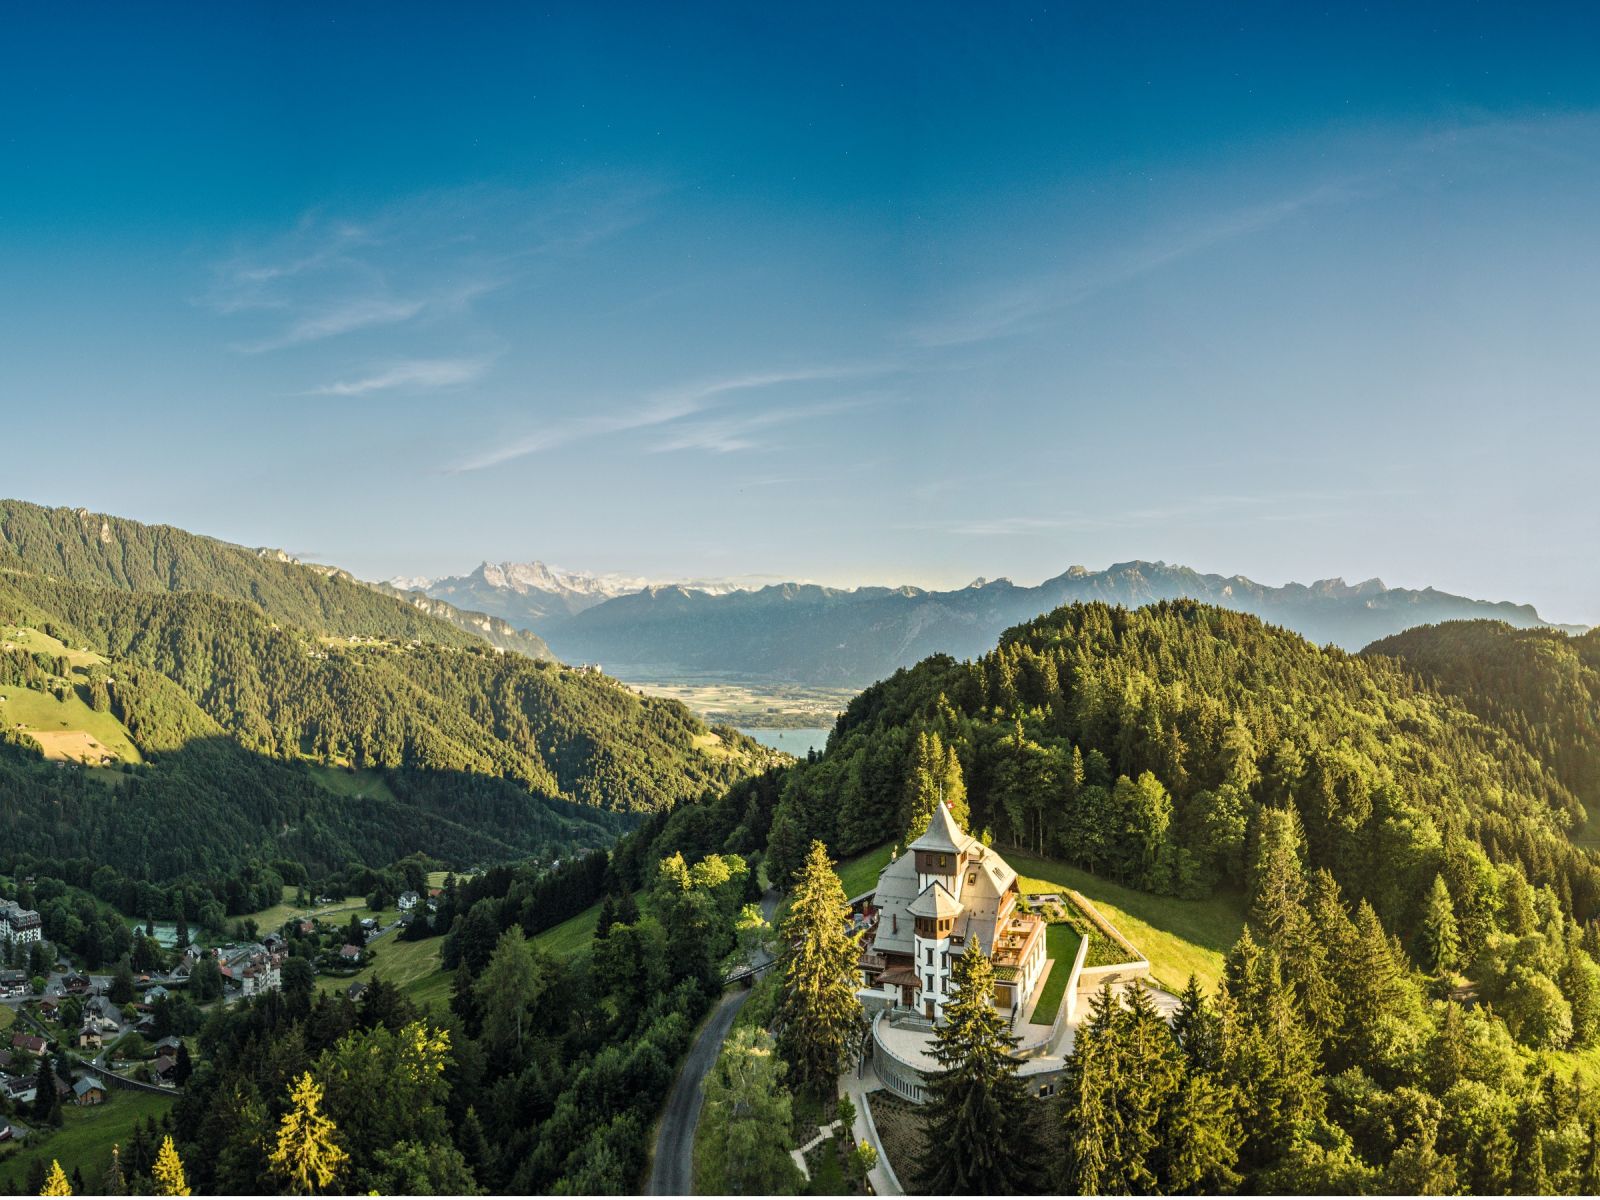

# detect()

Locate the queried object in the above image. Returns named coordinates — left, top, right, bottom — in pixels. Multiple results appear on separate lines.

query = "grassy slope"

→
left=530, top=904, right=603, bottom=958
left=238, top=887, right=373, bottom=937
left=834, top=845, right=894, bottom=901
left=0, top=1007, right=14, bottom=1032
left=1007, top=851, right=1245, bottom=994
left=0, top=685, right=141, bottom=762
left=317, top=934, right=455, bottom=1013
left=304, top=763, right=398, bottom=805
left=0, top=1090, right=175, bottom=1189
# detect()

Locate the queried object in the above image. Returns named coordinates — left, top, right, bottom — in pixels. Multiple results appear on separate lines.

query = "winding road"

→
left=647, top=891, right=779, bottom=1196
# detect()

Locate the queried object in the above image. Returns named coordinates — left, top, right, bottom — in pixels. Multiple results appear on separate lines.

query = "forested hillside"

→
left=1366, top=621, right=1600, bottom=821
left=0, top=499, right=550, bottom=658
left=0, top=544, right=769, bottom=887
left=757, top=601, right=1597, bottom=925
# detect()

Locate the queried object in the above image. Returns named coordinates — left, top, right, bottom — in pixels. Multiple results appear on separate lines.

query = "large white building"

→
left=0, top=900, right=42, bottom=946
left=857, top=803, right=1048, bottom=1022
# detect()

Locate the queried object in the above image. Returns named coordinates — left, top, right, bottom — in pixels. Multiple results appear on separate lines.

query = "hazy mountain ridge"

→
left=522, top=559, right=1585, bottom=687
left=401, top=559, right=774, bottom=629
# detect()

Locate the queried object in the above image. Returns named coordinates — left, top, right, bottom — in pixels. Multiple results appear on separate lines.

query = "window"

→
left=926, top=946, right=933, bottom=965
left=967, top=871, right=977, bottom=886
left=941, top=951, right=948, bottom=970
left=938, top=854, right=947, bottom=868
left=926, top=974, right=933, bottom=993
left=1039, top=1084, right=1055, bottom=1097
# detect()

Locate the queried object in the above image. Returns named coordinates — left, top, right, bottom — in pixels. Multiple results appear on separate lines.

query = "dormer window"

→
left=967, top=871, right=977, bottom=886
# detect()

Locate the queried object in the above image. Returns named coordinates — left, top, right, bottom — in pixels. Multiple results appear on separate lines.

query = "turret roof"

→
left=907, top=881, right=963, bottom=920
left=908, top=802, right=974, bottom=856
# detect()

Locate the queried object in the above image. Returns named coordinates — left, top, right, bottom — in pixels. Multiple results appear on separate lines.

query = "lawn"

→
left=0, top=1006, right=14, bottom=1032
left=833, top=844, right=894, bottom=901
left=1007, top=851, right=1245, bottom=994
left=1029, top=923, right=1084, bottom=1024
left=804, top=1132, right=852, bottom=1195
left=317, top=934, right=455, bottom=1012
left=0, top=1090, right=175, bottom=1190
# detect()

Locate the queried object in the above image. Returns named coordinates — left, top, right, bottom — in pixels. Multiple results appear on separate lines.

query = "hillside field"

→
left=319, top=934, right=454, bottom=1013
left=0, top=1089, right=174, bottom=1191
left=0, top=684, right=141, bottom=763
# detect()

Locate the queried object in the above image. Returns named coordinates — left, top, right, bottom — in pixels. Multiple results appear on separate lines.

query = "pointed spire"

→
left=909, top=801, right=974, bottom=856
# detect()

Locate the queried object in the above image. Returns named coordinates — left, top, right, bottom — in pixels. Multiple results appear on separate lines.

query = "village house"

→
left=153, top=1035, right=184, bottom=1059
left=73, top=1075, right=107, bottom=1106
left=397, top=890, right=420, bottom=912
left=339, top=943, right=363, bottom=963
left=0, top=969, right=27, bottom=998
left=77, top=1022, right=102, bottom=1051
left=11, top=1033, right=47, bottom=1055
left=150, top=1054, right=177, bottom=1084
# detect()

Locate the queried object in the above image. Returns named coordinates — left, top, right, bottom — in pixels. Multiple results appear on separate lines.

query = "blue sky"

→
left=4, top=3, right=1599, bottom=622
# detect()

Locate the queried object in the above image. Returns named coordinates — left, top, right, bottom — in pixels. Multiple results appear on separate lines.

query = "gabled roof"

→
left=908, top=803, right=975, bottom=857
left=73, top=1076, right=105, bottom=1096
left=907, top=881, right=963, bottom=920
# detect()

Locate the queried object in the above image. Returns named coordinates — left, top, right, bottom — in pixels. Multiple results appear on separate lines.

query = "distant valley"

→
left=401, top=557, right=1588, bottom=689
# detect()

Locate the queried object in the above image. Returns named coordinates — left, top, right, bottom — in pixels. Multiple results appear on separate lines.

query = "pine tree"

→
left=915, top=942, right=1046, bottom=1194
left=1418, top=874, right=1461, bottom=973
left=269, top=1071, right=349, bottom=1195
left=40, top=1160, right=72, bottom=1197
left=32, top=1054, right=59, bottom=1126
left=1171, top=974, right=1222, bottom=1072
left=101, top=1145, right=127, bottom=1196
left=153, top=1135, right=190, bottom=1196
left=775, top=841, right=864, bottom=1096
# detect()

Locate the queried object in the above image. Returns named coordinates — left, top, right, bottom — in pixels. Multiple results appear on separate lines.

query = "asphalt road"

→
left=647, top=891, right=779, bottom=1196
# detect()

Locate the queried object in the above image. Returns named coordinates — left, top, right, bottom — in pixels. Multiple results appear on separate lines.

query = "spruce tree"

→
left=101, top=1145, right=127, bottom=1196
left=775, top=840, right=864, bottom=1097
left=1418, top=874, right=1461, bottom=974
left=916, top=942, right=1046, bottom=1194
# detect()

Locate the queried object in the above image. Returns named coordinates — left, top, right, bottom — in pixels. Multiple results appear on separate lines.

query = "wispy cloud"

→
left=204, top=178, right=663, bottom=353
left=449, top=363, right=894, bottom=472
left=307, top=356, right=491, bottom=397
left=909, top=181, right=1366, bottom=348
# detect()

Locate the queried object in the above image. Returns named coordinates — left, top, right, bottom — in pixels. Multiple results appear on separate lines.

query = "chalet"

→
left=150, top=1055, right=177, bottom=1084
left=64, top=973, right=91, bottom=995
left=11, top=1033, right=47, bottom=1055
left=153, top=1036, right=184, bottom=1059
left=0, top=1048, right=13, bottom=1071
left=73, top=1075, right=107, bottom=1106
left=857, top=804, right=1047, bottom=1022
left=345, top=981, right=368, bottom=1002
left=297, top=920, right=316, bottom=936
left=77, top=1023, right=102, bottom=1051
left=37, top=998, right=58, bottom=1020
left=0, top=969, right=26, bottom=998
left=339, top=944, right=363, bottom=962
left=144, top=985, right=170, bottom=1003
left=397, top=890, right=419, bottom=912
left=2, top=1077, right=34, bottom=1104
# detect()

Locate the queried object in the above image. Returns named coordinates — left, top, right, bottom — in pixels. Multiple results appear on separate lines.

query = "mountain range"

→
left=408, top=558, right=1588, bottom=688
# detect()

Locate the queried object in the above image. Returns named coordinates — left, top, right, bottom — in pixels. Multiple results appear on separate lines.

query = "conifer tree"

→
left=915, top=942, right=1046, bottom=1195
left=101, top=1145, right=127, bottom=1196
left=39, top=1161, right=71, bottom=1197
left=153, top=1136, right=190, bottom=1196
left=1418, top=874, right=1461, bottom=973
left=775, top=841, right=863, bottom=1096
left=901, top=731, right=968, bottom=843
left=698, top=1026, right=803, bottom=1195
left=32, top=1054, right=59, bottom=1126
left=269, top=1071, right=349, bottom=1194
left=1171, top=974, right=1222, bottom=1072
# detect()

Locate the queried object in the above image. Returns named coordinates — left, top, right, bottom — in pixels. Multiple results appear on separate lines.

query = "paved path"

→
left=647, top=985, right=753, bottom=1195
left=647, top=891, right=779, bottom=1196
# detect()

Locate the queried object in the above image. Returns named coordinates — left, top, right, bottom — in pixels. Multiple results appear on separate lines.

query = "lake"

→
left=739, top=727, right=831, bottom=757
